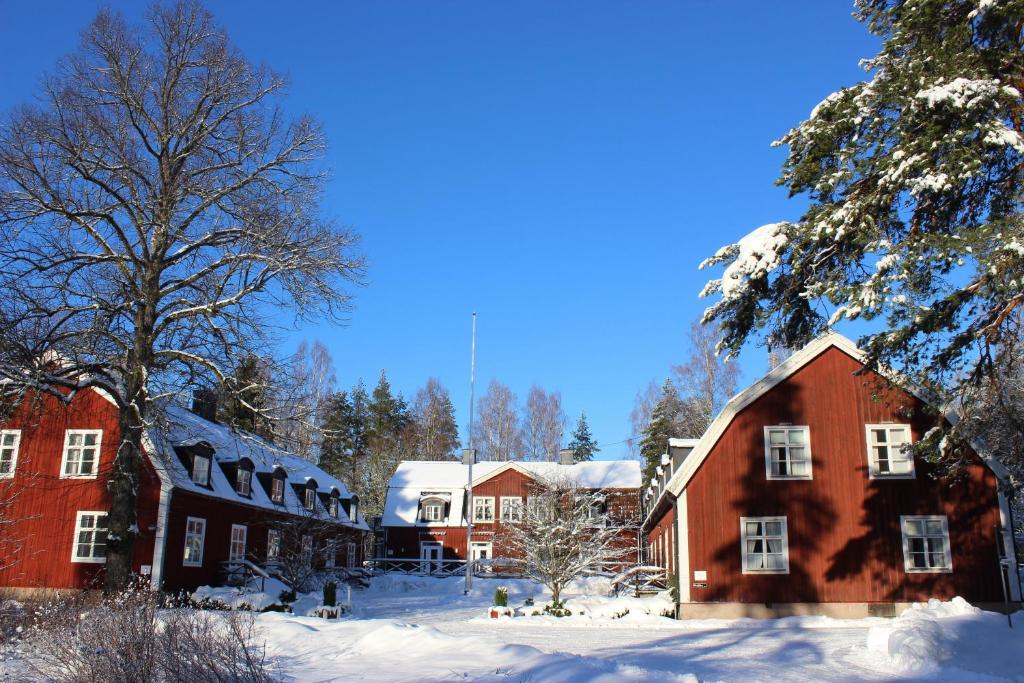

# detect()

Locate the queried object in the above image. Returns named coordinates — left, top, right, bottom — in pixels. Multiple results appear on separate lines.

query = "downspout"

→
left=150, top=484, right=173, bottom=591
left=672, top=495, right=681, bottom=618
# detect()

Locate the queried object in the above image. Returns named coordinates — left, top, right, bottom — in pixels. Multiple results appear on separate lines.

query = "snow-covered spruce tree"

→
left=0, top=2, right=362, bottom=592
left=639, top=379, right=684, bottom=485
left=567, top=411, right=600, bottom=462
left=410, top=377, right=460, bottom=461
left=499, top=475, right=632, bottom=605
left=700, top=0, right=1024, bottom=471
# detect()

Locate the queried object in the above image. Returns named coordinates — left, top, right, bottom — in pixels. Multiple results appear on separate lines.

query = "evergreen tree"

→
left=411, top=378, right=460, bottom=461
left=567, top=411, right=600, bottom=462
left=219, top=354, right=274, bottom=441
left=364, top=370, right=411, bottom=518
left=639, top=379, right=683, bottom=487
left=319, top=381, right=370, bottom=497
left=700, top=0, right=1024, bottom=469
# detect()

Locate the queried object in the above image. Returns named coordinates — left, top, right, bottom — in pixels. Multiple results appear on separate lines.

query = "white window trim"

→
left=347, top=542, right=357, bottom=568
left=191, top=453, right=211, bottom=486
left=267, top=529, right=281, bottom=560
left=740, top=515, right=790, bottom=575
left=271, top=477, right=285, bottom=503
left=866, top=424, right=916, bottom=480
left=472, top=495, right=495, bottom=523
left=60, top=429, right=103, bottom=480
left=301, top=534, right=313, bottom=567
left=324, top=539, right=337, bottom=568
left=0, top=430, right=21, bottom=478
left=421, top=500, right=445, bottom=522
left=229, top=524, right=247, bottom=563
left=236, top=467, right=252, bottom=496
left=901, top=515, right=953, bottom=573
left=183, top=516, right=207, bottom=567
left=763, top=426, right=813, bottom=480
left=500, top=496, right=523, bottom=522
left=71, top=510, right=108, bottom=563
left=305, top=487, right=317, bottom=511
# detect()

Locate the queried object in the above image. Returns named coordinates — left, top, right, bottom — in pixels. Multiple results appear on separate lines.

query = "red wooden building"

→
left=380, top=453, right=640, bottom=570
left=642, top=333, right=1022, bottom=618
left=0, top=388, right=368, bottom=596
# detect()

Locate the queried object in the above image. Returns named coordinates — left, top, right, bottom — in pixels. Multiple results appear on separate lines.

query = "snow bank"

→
left=191, top=577, right=291, bottom=612
left=866, top=597, right=981, bottom=675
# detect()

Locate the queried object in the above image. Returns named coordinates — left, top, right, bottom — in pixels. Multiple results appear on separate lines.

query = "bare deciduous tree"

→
left=522, top=386, right=566, bottom=462
left=274, top=340, right=336, bottom=461
left=0, top=2, right=362, bottom=592
left=672, top=320, right=740, bottom=437
left=500, top=475, right=634, bottom=605
left=472, top=380, right=523, bottom=462
left=627, top=381, right=660, bottom=459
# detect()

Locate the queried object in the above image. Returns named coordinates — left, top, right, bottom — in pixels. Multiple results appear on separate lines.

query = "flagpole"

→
left=464, top=312, right=477, bottom=595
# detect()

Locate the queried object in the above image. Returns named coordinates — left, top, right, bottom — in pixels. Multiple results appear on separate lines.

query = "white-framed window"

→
left=236, top=467, right=252, bottom=496
left=470, top=541, right=492, bottom=561
left=267, top=528, right=281, bottom=561
left=330, top=495, right=339, bottom=517
left=271, top=477, right=285, bottom=503
left=472, top=496, right=495, bottom=523
left=183, top=516, right=206, bottom=567
left=305, top=487, right=317, bottom=511
left=901, top=515, right=952, bottom=573
left=527, top=496, right=554, bottom=521
left=347, top=542, right=357, bottom=568
left=229, top=524, right=247, bottom=563
left=324, top=539, right=337, bottom=568
left=301, top=535, right=313, bottom=567
left=500, top=496, right=523, bottom=522
left=867, top=424, right=915, bottom=478
left=740, top=516, right=789, bottom=574
left=764, top=426, right=812, bottom=479
left=350, top=499, right=359, bottom=521
left=60, top=430, right=102, bottom=479
left=191, top=454, right=210, bottom=486
left=0, top=430, right=21, bottom=478
left=421, top=500, right=445, bottom=522
left=71, top=511, right=108, bottom=563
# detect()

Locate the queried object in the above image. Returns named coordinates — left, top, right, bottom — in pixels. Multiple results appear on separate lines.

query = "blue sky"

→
left=0, top=2, right=880, bottom=457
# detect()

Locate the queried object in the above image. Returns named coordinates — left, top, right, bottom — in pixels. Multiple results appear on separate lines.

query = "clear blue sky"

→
left=0, top=1, right=880, bottom=458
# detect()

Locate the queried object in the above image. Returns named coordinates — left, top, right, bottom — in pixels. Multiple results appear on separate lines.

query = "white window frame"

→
left=301, top=534, right=313, bottom=567
left=271, top=477, right=285, bottom=503
left=324, top=539, right=337, bottom=568
left=191, top=453, right=211, bottom=486
left=740, top=516, right=790, bottom=574
left=229, top=524, right=247, bottom=563
left=305, top=487, right=317, bottom=512
left=350, top=500, right=359, bottom=521
left=472, top=496, right=495, bottom=523
left=421, top=500, right=445, bottom=522
left=60, top=429, right=102, bottom=479
left=470, top=541, right=492, bottom=561
left=330, top=495, right=339, bottom=517
left=500, top=496, right=523, bottom=522
left=901, top=515, right=953, bottom=573
left=236, top=467, right=252, bottom=496
left=866, top=424, right=916, bottom=479
left=347, top=541, right=357, bottom=568
left=0, top=430, right=21, bottom=478
left=763, top=426, right=812, bottom=480
left=71, top=510, right=108, bottom=563
left=267, top=529, right=281, bottom=561
left=183, top=516, right=206, bottom=567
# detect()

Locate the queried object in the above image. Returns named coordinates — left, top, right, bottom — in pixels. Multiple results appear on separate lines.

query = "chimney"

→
left=461, top=448, right=477, bottom=465
left=558, top=448, right=574, bottom=465
left=191, top=388, right=218, bottom=423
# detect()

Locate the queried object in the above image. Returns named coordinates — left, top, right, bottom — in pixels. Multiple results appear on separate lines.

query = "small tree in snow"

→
left=500, top=475, right=633, bottom=605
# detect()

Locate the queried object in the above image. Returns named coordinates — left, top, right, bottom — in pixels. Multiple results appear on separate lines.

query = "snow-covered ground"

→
left=254, top=575, right=1024, bottom=682
left=3, top=576, right=1022, bottom=681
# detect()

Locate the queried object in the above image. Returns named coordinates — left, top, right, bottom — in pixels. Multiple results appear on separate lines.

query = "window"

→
left=61, top=430, right=101, bottom=478
left=191, top=454, right=210, bottom=486
left=901, top=516, right=952, bottom=572
left=867, top=424, right=915, bottom=478
left=500, top=496, right=523, bottom=522
left=347, top=542, right=357, bottom=568
left=0, top=430, right=21, bottom=478
left=301, top=535, right=313, bottom=567
left=71, top=511, right=108, bottom=563
left=271, top=477, right=285, bottom=503
left=330, top=495, right=339, bottom=517
left=305, top=487, right=317, bottom=512
left=183, top=517, right=206, bottom=567
left=740, top=516, right=789, bottom=574
left=421, top=500, right=445, bottom=522
left=267, top=529, right=281, bottom=561
left=470, top=541, right=492, bottom=561
left=236, top=467, right=252, bottom=496
left=324, top=539, right=337, bottom=568
left=350, top=499, right=359, bottom=522
left=527, top=496, right=554, bottom=522
left=472, top=496, right=495, bottom=523
left=764, top=426, right=812, bottom=479
left=229, top=524, right=247, bottom=563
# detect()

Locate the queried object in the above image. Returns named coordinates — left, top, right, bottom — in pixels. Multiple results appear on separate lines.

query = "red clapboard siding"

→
left=646, top=507, right=676, bottom=576
left=685, top=345, right=1004, bottom=605
left=0, top=389, right=161, bottom=589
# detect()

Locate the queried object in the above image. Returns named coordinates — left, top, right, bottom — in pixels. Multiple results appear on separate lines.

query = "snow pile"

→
left=191, top=577, right=292, bottom=612
left=866, top=597, right=980, bottom=675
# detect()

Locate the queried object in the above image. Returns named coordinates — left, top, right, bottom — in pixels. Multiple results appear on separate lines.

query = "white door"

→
left=419, top=542, right=443, bottom=574
left=470, top=541, right=492, bottom=561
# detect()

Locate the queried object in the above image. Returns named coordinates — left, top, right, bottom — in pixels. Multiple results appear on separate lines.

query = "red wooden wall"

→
left=685, top=346, right=1005, bottom=605
left=646, top=506, right=675, bottom=576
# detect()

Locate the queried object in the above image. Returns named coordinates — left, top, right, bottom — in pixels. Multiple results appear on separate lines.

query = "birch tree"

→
left=672, top=320, right=740, bottom=437
left=522, top=386, right=566, bottom=462
left=0, top=2, right=362, bottom=591
left=472, top=380, right=523, bottom=462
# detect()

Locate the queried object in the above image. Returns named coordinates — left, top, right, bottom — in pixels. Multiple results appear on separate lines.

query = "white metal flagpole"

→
left=464, top=312, right=477, bottom=595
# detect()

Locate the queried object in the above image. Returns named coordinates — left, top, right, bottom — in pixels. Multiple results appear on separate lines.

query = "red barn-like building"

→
left=380, top=456, right=641, bottom=570
left=0, top=389, right=368, bottom=596
left=643, top=333, right=1022, bottom=618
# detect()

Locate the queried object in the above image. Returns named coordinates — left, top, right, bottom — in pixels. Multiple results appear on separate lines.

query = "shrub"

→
left=278, top=589, right=296, bottom=605
left=542, top=600, right=572, bottom=617
left=323, top=581, right=337, bottom=608
left=493, top=586, right=508, bottom=608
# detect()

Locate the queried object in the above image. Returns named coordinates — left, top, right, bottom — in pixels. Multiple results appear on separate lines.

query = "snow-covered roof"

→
left=381, top=459, right=640, bottom=527
left=151, top=404, right=369, bottom=531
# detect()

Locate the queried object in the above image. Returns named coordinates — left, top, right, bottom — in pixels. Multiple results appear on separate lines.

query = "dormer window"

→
left=417, top=493, right=447, bottom=523
left=305, top=486, right=317, bottom=511
left=330, top=492, right=340, bottom=518
left=350, top=496, right=359, bottom=522
left=270, top=468, right=286, bottom=503
left=191, top=453, right=211, bottom=486
left=236, top=461, right=253, bottom=496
